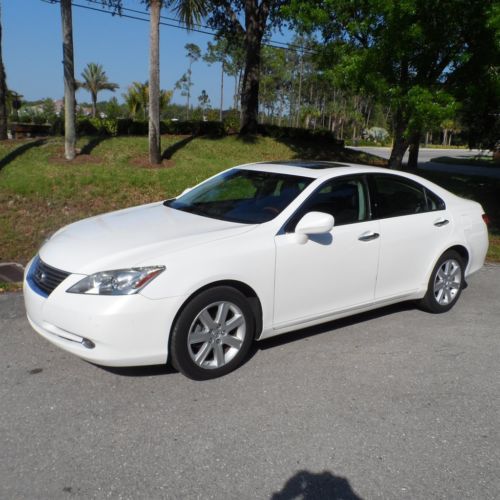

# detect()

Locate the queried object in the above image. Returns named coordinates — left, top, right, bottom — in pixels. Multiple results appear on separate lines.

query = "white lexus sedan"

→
left=24, top=161, right=488, bottom=379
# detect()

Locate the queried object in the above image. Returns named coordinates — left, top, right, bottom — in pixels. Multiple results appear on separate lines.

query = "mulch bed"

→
left=49, top=149, right=104, bottom=165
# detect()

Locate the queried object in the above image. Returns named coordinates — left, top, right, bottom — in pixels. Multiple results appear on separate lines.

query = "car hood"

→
left=39, top=202, right=256, bottom=274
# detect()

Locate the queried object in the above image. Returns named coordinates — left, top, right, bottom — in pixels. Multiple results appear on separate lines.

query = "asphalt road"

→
left=1, top=266, right=499, bottom=499
left=350, top=147, right=500, bottom=179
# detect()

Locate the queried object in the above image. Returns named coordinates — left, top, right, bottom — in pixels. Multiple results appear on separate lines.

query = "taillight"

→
left=482, top=213, right=490, bottom=225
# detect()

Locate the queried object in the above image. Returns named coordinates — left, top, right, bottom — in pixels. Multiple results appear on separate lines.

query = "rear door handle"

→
left=434, top=218, right=449, bottom=227
left=358, top=231, right=380, bottom=242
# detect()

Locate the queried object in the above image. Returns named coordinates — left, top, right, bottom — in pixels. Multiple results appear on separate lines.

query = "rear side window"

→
left=371, top=174, right=444, bottom=219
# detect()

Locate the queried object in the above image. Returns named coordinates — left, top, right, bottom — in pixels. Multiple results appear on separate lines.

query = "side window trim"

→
left=424, top=187, right=446, bottom=212
left=281, top=174, right=371, bottom=234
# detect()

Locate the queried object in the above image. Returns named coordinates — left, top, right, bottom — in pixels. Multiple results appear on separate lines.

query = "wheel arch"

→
left=447, top=244, right=469, bottom=269
left=169, top=280, right=263, bottom=345
left=421, top=243, right=470, bottom=295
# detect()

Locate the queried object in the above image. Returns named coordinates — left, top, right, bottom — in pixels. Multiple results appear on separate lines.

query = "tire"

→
left=170, top=286, right=255, bottom=380
left=420, top=250, right=465, bottom=313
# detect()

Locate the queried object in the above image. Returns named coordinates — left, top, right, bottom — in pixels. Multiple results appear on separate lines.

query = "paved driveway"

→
left=1, top=266, right=499, bottom=499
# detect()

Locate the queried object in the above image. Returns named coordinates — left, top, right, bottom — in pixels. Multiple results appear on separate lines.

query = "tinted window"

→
left=166, top=169, right=313, bottom=224
left=371, top=175, right=428, bottom=218
left=287, top=177, right=368, bottom=230
left=425, top=188, right=446, bottom=211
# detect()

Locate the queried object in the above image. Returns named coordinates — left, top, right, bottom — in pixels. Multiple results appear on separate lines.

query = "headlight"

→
left=67, top=266, right=165, bottom=295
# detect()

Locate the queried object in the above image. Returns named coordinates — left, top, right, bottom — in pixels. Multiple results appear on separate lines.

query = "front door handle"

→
left=358, top=231, right=380, bottom=242
left=434, top=218, right=449, bottom=227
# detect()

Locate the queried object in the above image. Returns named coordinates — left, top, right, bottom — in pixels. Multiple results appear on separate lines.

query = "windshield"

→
left=166, top=169, right=313, bottom=224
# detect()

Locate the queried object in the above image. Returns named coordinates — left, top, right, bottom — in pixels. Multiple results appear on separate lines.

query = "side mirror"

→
left=295, top=211, right=335, bottom=236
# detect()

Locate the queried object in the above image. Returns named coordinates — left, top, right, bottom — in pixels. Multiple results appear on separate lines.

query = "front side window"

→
left=166, top=169, right=313, bottom=224
left=286, top=176, right=368, bottom=231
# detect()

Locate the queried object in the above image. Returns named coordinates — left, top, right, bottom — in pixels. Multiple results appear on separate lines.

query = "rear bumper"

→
left=464, top=223, right=489, bottom=278
left=23, top=259, right=185, bottom=367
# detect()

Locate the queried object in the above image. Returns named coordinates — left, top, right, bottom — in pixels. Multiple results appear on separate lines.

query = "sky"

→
left=3, top=0, right=290, bottom=109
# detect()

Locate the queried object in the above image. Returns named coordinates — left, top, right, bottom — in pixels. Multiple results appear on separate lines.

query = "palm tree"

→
left=80, top=63, right=119, bottom=118
left=124, top=82, right=148, bottom=119
left=123, top=81, right=171, bottom=120
left=58, top=0, right=122, bottom=160
left=0, top=1, right=8, bottom=140
left=145, top=0, right=207, bottom=164
left=60, top=0, right=76, bottom=159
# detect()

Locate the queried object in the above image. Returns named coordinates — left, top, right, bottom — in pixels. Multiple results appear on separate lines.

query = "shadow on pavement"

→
left=101, top=301, right=415, bottom=378
left=257, top=301, right=414, bottom=352
left=271, top=470, right=363, bottom=500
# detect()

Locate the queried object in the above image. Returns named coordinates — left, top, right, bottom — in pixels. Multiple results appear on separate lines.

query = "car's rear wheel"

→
left=170, top=286, right=255, bottom=380
left=420, top=250, right=464, bottom=313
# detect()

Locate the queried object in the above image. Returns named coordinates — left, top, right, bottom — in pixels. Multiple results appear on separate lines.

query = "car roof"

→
left=238, top=160, right=392, bottom=179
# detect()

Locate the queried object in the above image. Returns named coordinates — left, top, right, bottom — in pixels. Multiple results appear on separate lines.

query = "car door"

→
left=369, top=173, right=453, bottom=299
left=273, top=175, right=381, bottom=328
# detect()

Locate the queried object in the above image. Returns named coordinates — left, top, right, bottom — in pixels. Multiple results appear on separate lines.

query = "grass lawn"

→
left=0, top=135, right=498, bottom=276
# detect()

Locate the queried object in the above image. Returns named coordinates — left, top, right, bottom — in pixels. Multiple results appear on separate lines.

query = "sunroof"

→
left=264, top=160, right=350, bottom=169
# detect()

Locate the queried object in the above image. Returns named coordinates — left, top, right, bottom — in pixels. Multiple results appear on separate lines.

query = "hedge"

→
left=75, top=118, right=226, bottom=137
left=31, top=116, right=344, bottom=147
left=257, top=123, right=344, bottom=147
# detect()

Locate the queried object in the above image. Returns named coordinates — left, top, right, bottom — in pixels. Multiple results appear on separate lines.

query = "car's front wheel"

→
left=170, top=286, right=255, bottom=380
left=420, top=250, right=465, bottom=313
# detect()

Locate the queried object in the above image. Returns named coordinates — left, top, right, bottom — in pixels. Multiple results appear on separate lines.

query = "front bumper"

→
left=23, top=259, right=185, bottom=367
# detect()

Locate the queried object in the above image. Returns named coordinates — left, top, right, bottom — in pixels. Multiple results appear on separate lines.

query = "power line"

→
left=40, top=0, right=317, bottom=56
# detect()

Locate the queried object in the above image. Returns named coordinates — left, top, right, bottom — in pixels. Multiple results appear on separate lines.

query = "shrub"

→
left=257, top=124, right=344, bottom=147
left=161, top=120, right=226, bottom=137
left=76, top=117, right=99, bottom=135
left=222, top=110, right=240, bottom=134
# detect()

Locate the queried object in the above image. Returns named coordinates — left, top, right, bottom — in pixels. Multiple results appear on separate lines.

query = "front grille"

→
left=31, top=257, right=70, bottom=296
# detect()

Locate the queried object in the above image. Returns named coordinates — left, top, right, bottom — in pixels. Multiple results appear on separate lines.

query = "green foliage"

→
left=285, top=0, right=499, bottom=164
left=79, top=63, right=119, bottom=117
left=222, top=110, right=240, bottom=133
left=257, top=123, right=344, bottom=147
left=104, top=97, right=125, bottom=119
left=406, top=87, right=459, bottom=134
left=123, top=82, right=172, bottom=120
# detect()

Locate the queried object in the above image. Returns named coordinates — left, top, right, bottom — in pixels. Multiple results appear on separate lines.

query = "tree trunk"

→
left=91, top=91, right=97, bottom=118
left=442, top=129, right=448, bottom=146
left=0, top=3, right=7, bottom=141
left=296, top=55, right=303, bottom=127
left=148, top=0, right=161, bottom=165
left=388, top=105, right=409, bottom=169
left=219, top=60, right=224, bottom=121
left=407, top=131, right=421, bottom=170
left=186, top=66, right=191, bottom=120
left=240, top=36, right=262, bottom=135
left=60, top=0, right=76, bottom=160
left=233, top=75, right=237, bottom=110
left=388, top=135, right=409, bottom=169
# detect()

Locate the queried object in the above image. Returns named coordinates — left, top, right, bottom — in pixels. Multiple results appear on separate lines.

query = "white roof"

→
left=239, top=160, right=393, bottom=179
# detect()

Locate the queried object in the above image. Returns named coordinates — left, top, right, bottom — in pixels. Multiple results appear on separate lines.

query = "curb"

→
left=0, top=263, right=25, bottom=283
